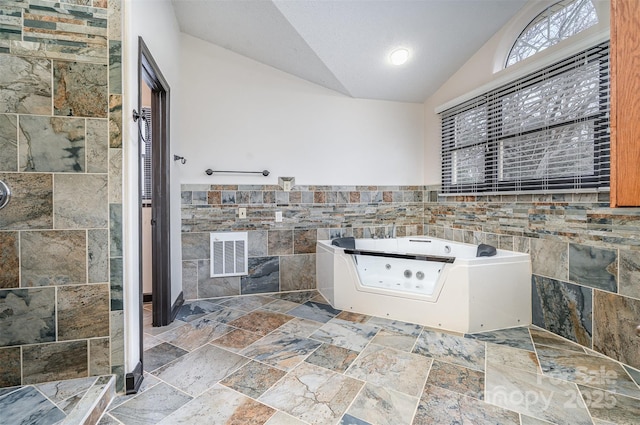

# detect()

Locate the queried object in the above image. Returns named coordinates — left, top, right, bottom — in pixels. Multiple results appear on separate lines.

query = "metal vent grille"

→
left=210, top=232, right=248, bottom=277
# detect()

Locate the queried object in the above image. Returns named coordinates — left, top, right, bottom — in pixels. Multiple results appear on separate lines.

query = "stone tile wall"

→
left=0, top=0, right=123, bottom=390
left=181, top=184, right=425, bottom=299
left=424, top=188, right=640, bottom=370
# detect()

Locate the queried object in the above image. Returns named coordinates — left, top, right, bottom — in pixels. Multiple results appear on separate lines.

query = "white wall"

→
left=423, top=0, right=610, bottom=185
left=123, top=0, right=183, bottom=373
left=179, top=33, right=425, bottom=186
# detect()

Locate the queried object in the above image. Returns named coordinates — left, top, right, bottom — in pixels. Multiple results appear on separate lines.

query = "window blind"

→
left=441, top=41, right=610, bottom=194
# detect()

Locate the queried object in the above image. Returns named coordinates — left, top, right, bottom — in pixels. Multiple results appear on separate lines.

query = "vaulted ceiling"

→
left=171, top=0, right=528, bottom=103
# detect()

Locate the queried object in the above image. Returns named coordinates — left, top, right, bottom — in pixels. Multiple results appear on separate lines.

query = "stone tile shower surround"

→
left=0, top=0, right=124, bottom=390
left=423, top=188, right=640, bottom=370
left=181, top=184, right=425, bottom=299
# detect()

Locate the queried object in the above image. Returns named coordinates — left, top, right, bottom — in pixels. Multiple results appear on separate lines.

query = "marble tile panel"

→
left=247, top=230, right=267, bottom=257
left=241, top=330, right=322, bottom=371
left=143, top=342, right=189, bottom=372
left=108, top=148, right=122, bottom=202
left=530, top=238, right=568, bottom=281
left=465, top=326, right=534, bottom=351
left=268, top=229, right=293, bottom=255
left=484, top=363, right=592, bottom=425
left=57, top=283, right=109, bottom=340
left=211, top=328, right=263, bottom=353
left=261, top=298, right=300, bottom=314
left=259, top=362, right=363, bottom=425
left=618, top=249, right=640, bottom=299
left=109, top=202, right=122, bottom=257
left=348, top=383, right=418, bottom=425
left=54, top=61, right=107, bottom=117
left=181, top=261, right=197, bottom=300
left=531, top=275, right=592, bottom=347
left=157, top=384, right=274, bottom=425
left=305, top=343, right=359, bottom=373
left=569, top=244, right=617, bottom=292
left=288, top=300, right=341, bottom=323
left=579, top=385, right=640, bottom=425
left=280, top=254, right=315, bottom=291
left=0, top=346, right=20, bottom=387
left=0, top=173, right=52, bottom=230
left=220, top=294, right=275, bottom=312
left=241, top=256, right=280, bottom=294
left=310, top=318, right=379, bottom=352
left=174, top=300, right=222, bottom=323
left=366, top=316, right=423, bottom=337
left=181, top=232, right=209, bottom=261
left=23, top=340, right=88, bottom=384
left=153, top=344, right=248, bottom=397
left=110, top=257, right=122, bottom=310
left=0, top=287, right=55, bottom=346
left=228, top=310, right=292, bottom=336
left=0, top=386, right=65, bottom=425
left=108, top=94, right=122, bottom=148
left=19, top=116, right=85, bottom=172
left=426, top=360, right=485, bottom=400
left=197, top=260, right=241, bottom=297
left=336, top=311, right=371, bottom=323
left=486, top=343, right=540, bottom=374
left=109, top=40, right=121, bottom=94
left=89, top=337, right=110, bottom=376
left=414, top=384, right=519, bottom=425
left=158, top=316, right=231, bottom=352
left=88, top=229, right=109, bottom=283
left=0, top=114, right=17, bottom=171
left=0, top=54, right=52, bottom=115
left=86, top=118, right=108, bottom=173
left=110, top=310, right=124, bottom=366
left=0, top=231, right=19, bottom=288
left=220, top=360, right=286, bottom=399
left=294, top=229, right=316, bottom=254
left=593, top=290, right=640, bottom=370
left=181, top=191, right=192, bottom=205
left=20, top=230, right=86, bottom=286
left=110, top=382, right=192, bottom=425
left=535, top=344, right=640, bottom=398
left=54, top=173, right=108, bottom=229
left=413, top=329, right=486, bottom=372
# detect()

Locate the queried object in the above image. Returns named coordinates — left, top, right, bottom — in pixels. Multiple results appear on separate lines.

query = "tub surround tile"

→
left=54, top=174, right=108, bottom=229
left=143, top=342, right=189, bottom=373
left=109, top=257, right=122, bottom=310
left=413, top=329, right=486, bottom=372
left=89, top=338, right=110, bottom=376
left=19, top=116, right=85, bottom=172
left=0, top=288, right=55, bottom=346
left=464, top=326, right=534, bottom=351
left=346, top=383, right=418, bottom=425
left=305, top=343, right=359, bottom=373
left=346, top=343, right=431, bottom=397
left=240, top=330, right=322, bottom=372
left=211, top=328, right=263, bottom=353
left=0, top=54, right=52, bottom=115
left=88, top=229, right=109, bottom=283
left=0, top=231, right=19, bottom=288
left=0, top=386, right=65, bottom=425
left=569, top=244, right=617, bottom=292
left=157, top=316, right=231, bottom=352
left=108, top=94, right=122, bottom=148
left=618, top=249, right=640, bottom=299
left=21, top=230, right=86, bottom=286
left=54, top=61, right=108, bottom=117
left=530, top=238, right=568, bottom=281
left=197, top=261, right=241, bottom=298
left=86, top=118, right=108, bottom=173
left=109, top=202, right=122, bottom=257
left=0, top=347, right=21, bottom=387
left=0, top=173, right=52, bottom=230
left=247, top=230, right=267, bottom=257
left=0, top=114, right=17, bottom=171
left=108, top=40, right=121, bottom=94
left=57, top=283, right=109, bottom=340
left=152, top=344, right=248, bottom=397
left=294, top=229, right=316, bottom=254
left=414, top=384, right=519, bottom=425
left=259, top=362, right=363, bottom=425
left=486, top=343, right=540, bottom=374
left=220, top=360, right=286, bottom=399
left=108, top=149, right=122, bottom=203
left=288, top=300, right=341, bottom=323
left=181, top=232, right=210, bottom=261
left=593, top=290, right=640, bottom=370
left=535, top=344, right=640, bottom=398
left=280, top=254, right=315, bottom=291
left=310, top=318, right=379, bottom=352
left=484, top=363, right=592, bottom=425
left=228, top=310, right=292, bottom=336
left=579, top=385, right=640, bottom=424
left=426, top=360, right=485, bottom=400
left=110, top=310, right=124, bottom=367
left=110, top=382, right=192, bottom=425
left=532, top=275, right=593, bottom=347
left=23, top=340, right=88, bottom=384
left=241, top=256, right=280, bottom=294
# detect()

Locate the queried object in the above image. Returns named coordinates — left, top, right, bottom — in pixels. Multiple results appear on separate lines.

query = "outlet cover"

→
left=275, top=211, right=282, bottom=222
left=238, top=208, right=246, bottom=219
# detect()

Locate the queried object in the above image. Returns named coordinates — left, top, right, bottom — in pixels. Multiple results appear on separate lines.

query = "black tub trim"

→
left=343, top=249, right=455, bottom=263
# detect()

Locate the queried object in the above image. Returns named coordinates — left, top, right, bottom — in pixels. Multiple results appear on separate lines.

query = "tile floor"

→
left=98, top=291, right=640, bottom=425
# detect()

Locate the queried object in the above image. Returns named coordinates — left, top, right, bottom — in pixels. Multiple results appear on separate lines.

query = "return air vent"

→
left=210, top=232, right=248, bottom=278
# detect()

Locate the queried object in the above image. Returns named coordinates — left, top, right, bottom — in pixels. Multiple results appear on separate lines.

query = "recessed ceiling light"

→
left=389, top=48, right=410, bottom=66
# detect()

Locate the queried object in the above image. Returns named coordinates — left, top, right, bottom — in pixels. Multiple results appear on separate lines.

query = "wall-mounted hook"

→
left=173, top=155, right=186, bottom=164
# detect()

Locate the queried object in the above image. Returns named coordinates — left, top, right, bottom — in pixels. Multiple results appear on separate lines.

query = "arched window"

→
left=506, top=0, right=598, bottom=67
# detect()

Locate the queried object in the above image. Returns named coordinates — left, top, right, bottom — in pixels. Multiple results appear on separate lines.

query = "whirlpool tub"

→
left=316, top=236, right=531, bottom=334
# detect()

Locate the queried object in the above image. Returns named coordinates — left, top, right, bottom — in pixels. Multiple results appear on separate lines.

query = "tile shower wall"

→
left=423, top=188, right=640, bottom=370
left=181, top=184, right=425, bottom=299
left=0, top=0, right=123, bottom=390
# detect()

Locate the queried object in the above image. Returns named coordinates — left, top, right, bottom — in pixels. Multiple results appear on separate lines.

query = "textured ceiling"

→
left=171, top=0, right=528, bottom=103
